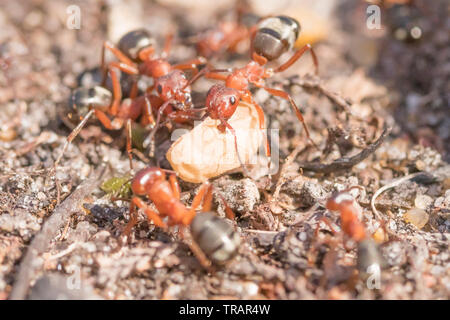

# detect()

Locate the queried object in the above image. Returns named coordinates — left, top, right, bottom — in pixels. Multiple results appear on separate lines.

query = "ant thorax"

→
left=140, top=58, right=172, bottom=78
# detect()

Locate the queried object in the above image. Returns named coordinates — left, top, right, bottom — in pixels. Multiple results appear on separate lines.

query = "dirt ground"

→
left=0, top=0, right=449, bottom=300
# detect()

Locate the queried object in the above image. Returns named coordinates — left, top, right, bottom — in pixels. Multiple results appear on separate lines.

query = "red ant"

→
left=309, top=187, right=385, bottom=278
left=324, top=186, right=368, bottom=243
left=100, top=29, right=208, bottom=146
left=54, top=29, right=208, bottom=169
left=202, top=16, right=319, bottom=170
left=194, top=1, right=259, bottom=59
left=124, top=167, right=239, bottom=268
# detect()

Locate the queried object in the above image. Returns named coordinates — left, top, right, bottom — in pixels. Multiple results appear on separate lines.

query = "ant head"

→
left=131, top=167, right=165, bottom=196
left=326, top=191, right=354, bottom=211
left=118, top=29, right=155, bottom=62
left=77, top=67, right=135, bottom=98
left=154, top=70, right=191, bottom=108
left=68, top=86, right=111, bottom=120
left=206, top=84, right=241, bottom=120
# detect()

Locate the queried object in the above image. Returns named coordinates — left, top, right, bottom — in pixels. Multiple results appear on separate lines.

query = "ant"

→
left=193, top=1, right=259, bottom=59
left=124, top=167, right=239, bottom=268
left=100, top=29, right=208, bottom=147
left=54, top=28, right=207, bottom=170
left=310, top=187, right=385, bottom=279
left=324, top=186, right=368, bottom=243
left=202, top=16, right=319, bottom=170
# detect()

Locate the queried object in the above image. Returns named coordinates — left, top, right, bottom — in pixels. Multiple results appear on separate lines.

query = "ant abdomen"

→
left=357, top=239, right=385, bottom=277
left=252, top=15, right=300, bottom=61
left=68, top=86, right=112, bottom=120
left=118, top=29, right=155, bottom=62
left=190, top=212, right=240, bottom=264
left=77, top=66, right=136, bottom=98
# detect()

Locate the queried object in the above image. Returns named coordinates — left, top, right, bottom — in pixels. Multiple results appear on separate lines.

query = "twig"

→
left=9, top=165, right=107, bottom=300
left=298, top=126, right=391, bottom=174
left=370, top=172, right=424, bottom=220
left=242, top=229, right=278, bottom=234
left=272, top=142, right=306, bottom=201
left=287, top=75, right=356, bottom=116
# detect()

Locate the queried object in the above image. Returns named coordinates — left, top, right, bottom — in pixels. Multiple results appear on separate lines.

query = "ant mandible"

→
left=125, top=167, right=239, bottom=268
left=203, top=15, right=319, bottom=166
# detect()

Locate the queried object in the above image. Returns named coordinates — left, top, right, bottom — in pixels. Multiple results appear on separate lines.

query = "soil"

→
left=0, top=0, right=448, bottom=300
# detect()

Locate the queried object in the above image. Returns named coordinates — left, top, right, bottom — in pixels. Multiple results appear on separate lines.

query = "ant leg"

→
left=109, top=67, right=122, bottom=116
left=143, top=99, right=172, bottom=149
left=315, top=216, right=340, bottom=237
left=169, top=174, right=181, bottom=200
left=54, top=109, right=95, bottom=168
left=275, top=44, right=319, bottom=75
left=105, top=61, right=138, bottom=116
left=179, top=226, right=213, bottom=270
left=204, top=71, right=229, bottom=81
left=221, top=118, right=250, bottom=177
left=242, top=93, right=270, bottom=157
left=161, top=33, right=174, bottom=59
left=94, top=110, right=124, bottom=130
left=102, top=41, right=136, bottom=68
left=101, top=41, right=138, bottom=84
left=216, top=193, right=235, bottom=220
left=173, top=57, right=207, bottom=75
left=179, top=63, right=210, bottom=90
left=108, top=61, right=139, bottom=75
left=191, top=181, right=211, bottom=212
left=132, top=197, right=167, bottom=229
left=166, top=108, right=207, bottom=123
left=142, top=96, right=155, bottom=127
left=262, top=86, right=318, bottom=149
left=121, top=201, right=138, bottom=243
left=126, top=119, right=133, bottom=171
left=307, top=217, right=340, bottom=265
left=201, top=184, right=214, bottom=213
left=130, top=80, right=139, bottom=99
left=182, top=181, right=211, bottom=225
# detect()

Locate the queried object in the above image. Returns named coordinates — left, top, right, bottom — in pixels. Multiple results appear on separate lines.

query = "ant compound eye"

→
left=229, top=96, right=236, bottom=105
left=157, top=84, right=163, bottom=94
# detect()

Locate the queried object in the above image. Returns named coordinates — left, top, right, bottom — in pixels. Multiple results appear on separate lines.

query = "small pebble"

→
left=403, top=208, right=429, bottom=229
left=414, top=194, right=433, bottom=210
